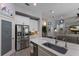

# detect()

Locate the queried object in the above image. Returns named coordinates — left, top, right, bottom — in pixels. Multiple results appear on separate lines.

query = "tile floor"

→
left=11, top=48, right=30, bottom=56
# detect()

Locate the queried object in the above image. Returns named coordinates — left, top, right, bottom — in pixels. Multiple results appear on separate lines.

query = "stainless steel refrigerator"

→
left=15, top=24, right=30, bottom=51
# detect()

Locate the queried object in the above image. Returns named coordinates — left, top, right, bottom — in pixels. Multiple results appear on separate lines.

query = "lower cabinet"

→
left=38, top=46, right=57, bottom=56
left=30, top=41, right=38, bottom=56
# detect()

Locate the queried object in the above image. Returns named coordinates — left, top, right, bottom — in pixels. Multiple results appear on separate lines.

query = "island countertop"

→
left=30, top=37, right=79, bottom=56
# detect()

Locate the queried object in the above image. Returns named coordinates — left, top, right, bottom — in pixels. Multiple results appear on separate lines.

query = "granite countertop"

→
left=30, top=37, right=79, bottom=56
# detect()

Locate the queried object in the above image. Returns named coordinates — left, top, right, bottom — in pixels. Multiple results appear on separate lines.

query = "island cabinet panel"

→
left=30, top=41, right=38, bottom=56
left=38, top=46, right=57, bottom=56
left=30, top=41, right=57, bottom=56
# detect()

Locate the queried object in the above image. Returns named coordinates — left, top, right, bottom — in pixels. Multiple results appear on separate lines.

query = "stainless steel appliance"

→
left=15, top=24, right=29, bottom=51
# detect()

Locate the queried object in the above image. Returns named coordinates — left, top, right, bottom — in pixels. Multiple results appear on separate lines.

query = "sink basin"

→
left=43, top=42, right=67, bottom=54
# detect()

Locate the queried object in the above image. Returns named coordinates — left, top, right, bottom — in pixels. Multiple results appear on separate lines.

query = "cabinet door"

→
left=1, top=20, right=12, bottom=55
left=38, top=46, right=56, bottom=56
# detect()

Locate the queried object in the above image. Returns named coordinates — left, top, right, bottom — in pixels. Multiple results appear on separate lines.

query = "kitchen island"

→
left=30, top=37, right=79, bottom=56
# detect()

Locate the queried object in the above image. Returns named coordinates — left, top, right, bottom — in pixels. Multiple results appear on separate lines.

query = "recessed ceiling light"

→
left=51, top=10, right=54, bottom=14
left=50, top=10, right=54, bottom=14
left=33, top=3, right=37, bottom=6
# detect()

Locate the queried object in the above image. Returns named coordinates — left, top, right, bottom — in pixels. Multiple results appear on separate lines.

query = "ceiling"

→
left=14, top=3, right=79, bottom=20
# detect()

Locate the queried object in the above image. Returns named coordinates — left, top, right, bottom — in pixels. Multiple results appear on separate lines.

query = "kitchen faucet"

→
left=55, top=32, right=67, bottom=49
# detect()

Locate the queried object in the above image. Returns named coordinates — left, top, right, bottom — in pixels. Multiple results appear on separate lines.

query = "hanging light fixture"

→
left=43, top=21, right=47, bottom=26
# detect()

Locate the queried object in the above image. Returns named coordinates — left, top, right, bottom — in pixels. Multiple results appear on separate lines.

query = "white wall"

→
left=30, top=19, right=38, bottom=32
left=15, top=15, right=30, bottom=25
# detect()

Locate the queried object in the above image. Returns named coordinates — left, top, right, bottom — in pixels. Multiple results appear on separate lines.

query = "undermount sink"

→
left=43, top=42, right=67, bottom=54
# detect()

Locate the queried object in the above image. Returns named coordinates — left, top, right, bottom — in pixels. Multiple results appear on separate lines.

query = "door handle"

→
left=12, top=37, right=15, bottom=40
